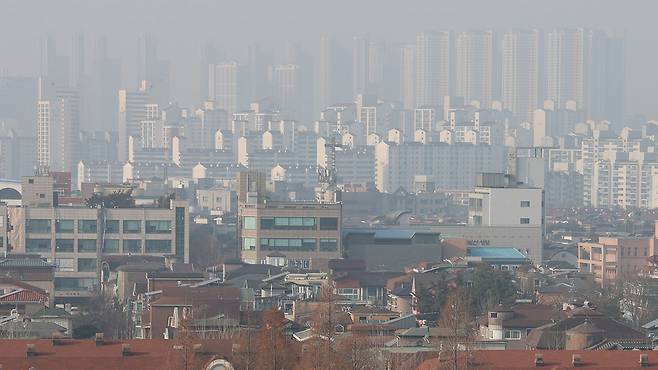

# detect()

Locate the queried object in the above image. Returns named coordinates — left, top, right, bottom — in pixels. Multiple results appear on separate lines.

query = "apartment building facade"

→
left=7, top=199, right=189, bottom=301
left=577, top=236, right=653, bottom=287
left=238, top=201, right=342, bottom=270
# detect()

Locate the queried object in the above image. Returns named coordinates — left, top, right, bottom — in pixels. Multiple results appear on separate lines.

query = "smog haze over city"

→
left=3, top=1, right=658, bottom=370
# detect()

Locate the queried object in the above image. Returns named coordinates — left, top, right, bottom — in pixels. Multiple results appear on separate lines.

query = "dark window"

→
left=78, top=220, right=97, bottom=233
left=319, top=217, right=338, bottom=230
left=123, top=220, right=141, bottom=233
left=320, top=238, right=338, bottom=251
left=175, top=207, right=185, bottom=258
left=55, top=220, right=74, bottom=233
left=145, top=220, right=171, bottom=234
left=77, top=258, right=97, bottom=272
left=78, top=239, right=97, bottom=252
left=145, top=240, right=172, bottom=253
left=103, top=239, right=119, bottom=253
left=26, top=239, right=51, bottom=252
left=104, top=220, right=120, bottom=233
left=123, top=239, right=142, bottom=253
left=55, top=239, right=74, bottom=253
left=26, top=219, right=51, bottom=233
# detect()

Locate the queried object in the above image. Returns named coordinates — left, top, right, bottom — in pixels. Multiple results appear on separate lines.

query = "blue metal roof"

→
left=467, top=246, right=528, bottom=260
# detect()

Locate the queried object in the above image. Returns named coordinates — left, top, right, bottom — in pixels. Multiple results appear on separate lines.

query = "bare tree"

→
left=436, top=288, right=474, bottom=370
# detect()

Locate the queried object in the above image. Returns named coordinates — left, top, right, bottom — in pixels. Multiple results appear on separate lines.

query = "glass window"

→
left=260, top=218, right=274, bottom=229
left=26, top=219, right=51, bottom=233
left=55, top=220, right=74, bottom=233
left=145, top=220, right=171, bottom=234
left=145, top=240, right=172, bottom=253
left=78, top=239, right=97, bottom=253
left=243, top=237, right=256, bottom=251
left=77, top=258, right=97, bottom=272
left=55, top=239, right=74, bottom=253
left=55, top=258, right=75, bottom=272
left=26, top=239, right=51, bottom=252
left=123, top=239, right=142, bottom=253
left=274, top=217, right=289, bottom=227
left=320, top=238, right=338, bottom=251
left=103, top=239, right=119, bottom=253
left=243, top=216, right=256, bottom=230
left=319, top=217, right=339, bottom=230
left=123, top=220, right=141, bottom=233
left=79, top=220, right=97, bottom=233
left=105, top=220, right=120, bottom=233
left=260, top=238, right=316, bottom=251
left=504, top=330, right=521, bottom=340
left=303, top=217, right=316, bottom=227
left=54, top=277, right=97, bottom=292
left=520, top=201, right=531, bottom=208
left=520, top=218, right=530, bottom=224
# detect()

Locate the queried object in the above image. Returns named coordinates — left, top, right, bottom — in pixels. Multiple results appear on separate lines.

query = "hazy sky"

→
left=1, top=0, right=657, bottom=117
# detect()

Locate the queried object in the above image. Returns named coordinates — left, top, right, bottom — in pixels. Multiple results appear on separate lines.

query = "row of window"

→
left=55, top=258, right=97, bottom=272
left=27, top=219, right=171, bottom=234
left=25, top=238, right=171, bottom=254
left=242, top=237, right=339, bottom=252
left=242, top=216, right=339, bottom=231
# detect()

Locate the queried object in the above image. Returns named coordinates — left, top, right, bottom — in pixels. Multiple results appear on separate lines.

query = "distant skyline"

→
left=1, top=0, right=656, bottom=118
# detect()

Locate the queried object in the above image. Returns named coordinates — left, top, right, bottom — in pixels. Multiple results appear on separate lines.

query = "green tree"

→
left=469, top=266, right=517, bottom=315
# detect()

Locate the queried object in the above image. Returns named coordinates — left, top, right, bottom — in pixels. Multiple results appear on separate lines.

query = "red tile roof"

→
left=0, top=339, right=234, bottom=370
left=416, top=350, right=658, bottom=369
left=0, top=289, right=48, bottom=303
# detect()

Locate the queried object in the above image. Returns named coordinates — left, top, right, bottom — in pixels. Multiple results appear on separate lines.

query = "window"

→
left=504, top=330, right=521, bottom=340
left=79, top=220, right=97, bottom=233
left=320, top=238, right=338, bottom=251
left=26, top=239, right=51, bottom=252
left=54, top=277, right=96, bottom=292
left=77, top=258, right=97, bottom=272
left=145, top=240, right=172, bottom=253
left=489, top=312, right=498, bottom=319
left=500, top=265, right=510, bottom=271
left=124, top=239, right=142, bottom=253
left=260, top=238, right=316, bottom=251
left=243, top=216, right=257, bottom=230
left=55, top=220, right=74, bottom=233
left=472, top=215, right=482, bottom=225
left=123, top=220, right=141, bottom=233
left=103, top=239, right=119, bottom=253
left=261, top=217, right=317, bottom=230
left=319, top=217, right=338, bottom=230
left=520, top=201, right=531, bottom=208
left=104, top=220, right=120, bottom=233
left=78, top=239, right=97, bottom=252
left=55, top=258, right=75, bottom=272
left=145, top=220, right=171, bottom=234
left=520, top=218, right=530, bottom=224
left=55, top=239, right=74, bottom=253
left=243, top=237, right=256, bottom=251
left=26, top=219, right=51, bottom=233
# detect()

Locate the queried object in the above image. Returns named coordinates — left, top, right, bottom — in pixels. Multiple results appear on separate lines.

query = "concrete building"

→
left=117, top=88, right=149, bottom=162
left=37, top=85, right=80, bottom=173
left=238, top=171, right=342, bottom=270
left=468, top=173, right=544, bottom=229
left=455, top=30, right=494, bottom=107
left=208, top=61, right=242, bottom=118
left=578, top=236, right=653, bottom=287
left=501, top=29, right=541, bottom=121
left=8, top=176, right=189, bottom=302
left=415, top=31, right=451, bottom=107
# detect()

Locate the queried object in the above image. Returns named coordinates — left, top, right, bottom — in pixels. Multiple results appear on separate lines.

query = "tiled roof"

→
left=32, top=307, right=72, bottom=318
left=0, top=258, right=54, bottom=268
left=0, top=289, right=48, bottom=303
left=417, top=350, right=658, bottom=369
left=0, top=339, right=234, bottom=370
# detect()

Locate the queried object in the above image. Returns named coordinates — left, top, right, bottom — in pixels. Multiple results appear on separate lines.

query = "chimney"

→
left=534, top=353, right=544, bottom=367
left=95, top=332, right=104, bottom=346
left=640, top=354, right=650, bottom=367
left=121, top=343, right=132, bottom=356
left=52, top=332, right=64, bottom=345
left=26, top=344, right=36, bottom=357
left=572, top=354, right=581, bottom=367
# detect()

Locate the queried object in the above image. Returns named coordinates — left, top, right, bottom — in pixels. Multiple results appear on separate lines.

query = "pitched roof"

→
left=0, top=339, right=234, bottom=370
left=0, top=289, right=48, bottom=304
left=417, top=350, right=658, bottom=370
left=0, top=258, right=54, bottom=268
